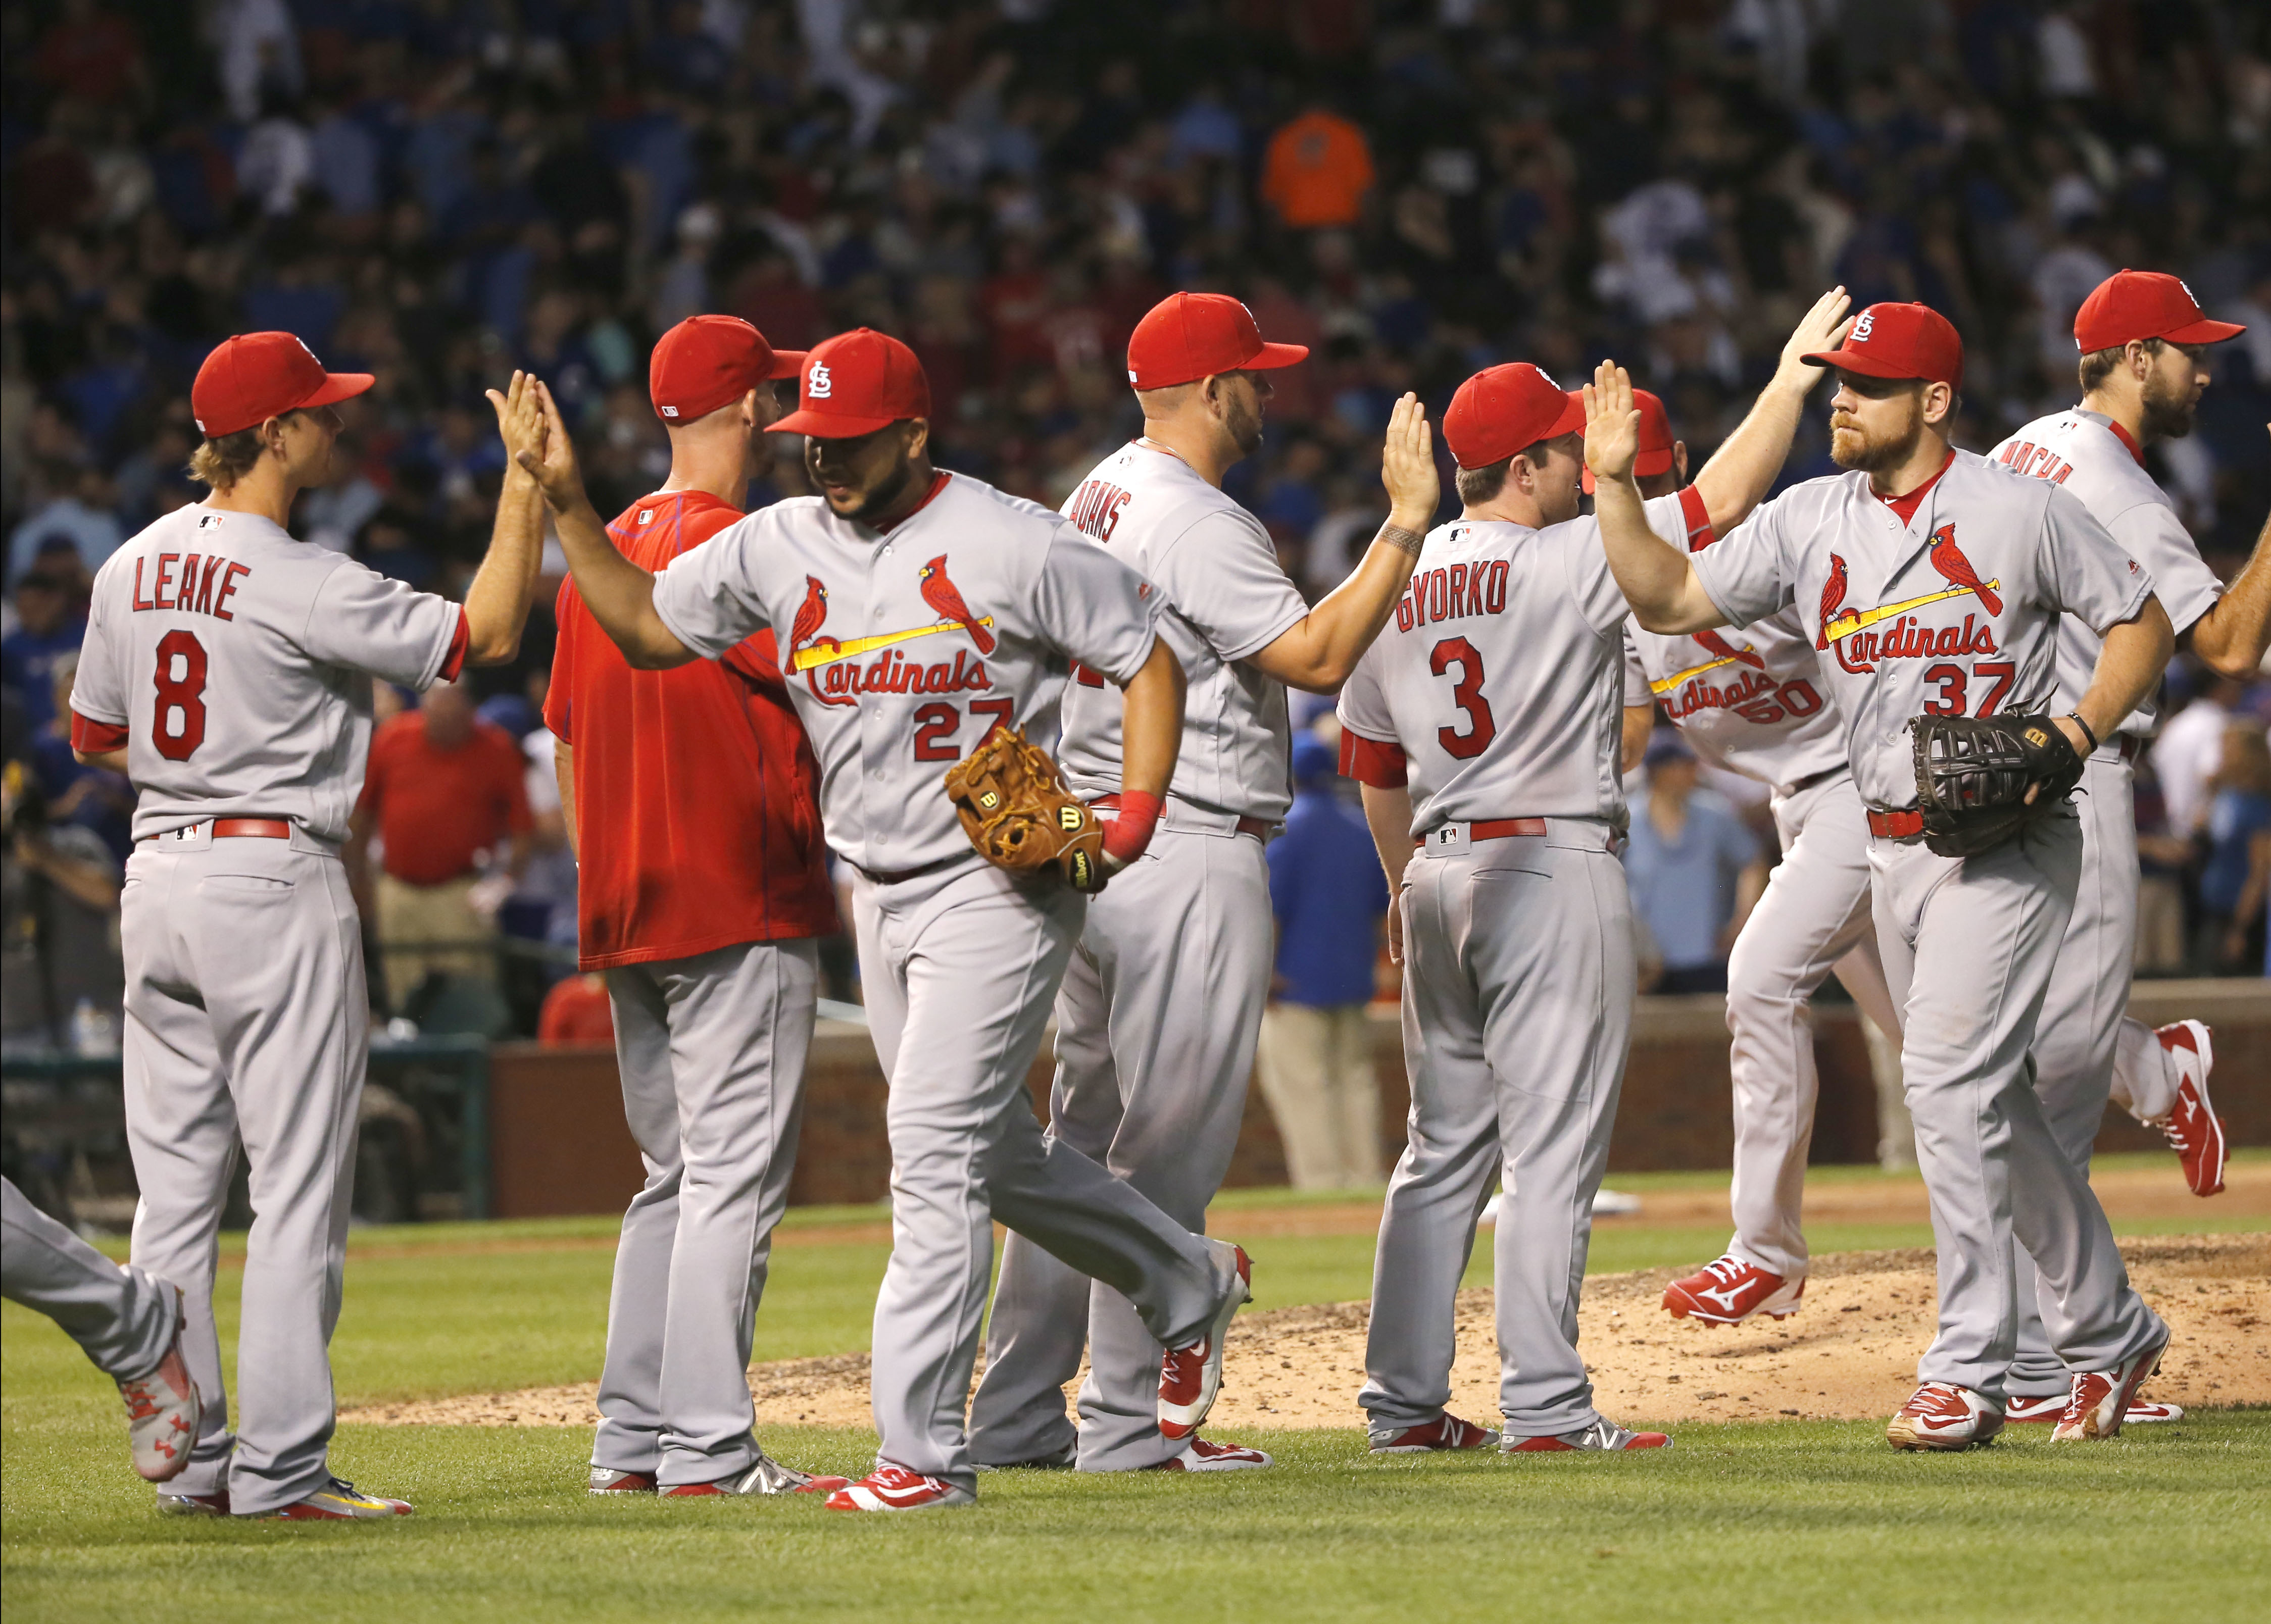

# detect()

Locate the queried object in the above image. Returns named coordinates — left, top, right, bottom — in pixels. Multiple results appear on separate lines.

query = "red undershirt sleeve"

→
left=437, top=608, right=471, bottom=684
left=1338, top=727, right=1409, bottom=789
left=70, top=712, right=131, bottom=753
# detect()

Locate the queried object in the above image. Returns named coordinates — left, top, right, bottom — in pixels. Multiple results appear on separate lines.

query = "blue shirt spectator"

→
left=1623, top=735, right=1765, bottom=994
left=0, top=569, right=87, bottom=733
left=1268, top=735, right=1389, bottom=1007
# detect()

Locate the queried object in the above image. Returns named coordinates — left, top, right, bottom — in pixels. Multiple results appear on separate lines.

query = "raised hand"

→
left=511, top=379, right=592, bottom=515
left=1780, top=285, right=1855, bottom=382
left=1379, top=391, right=1440, bottom=531
left=485, top=370, right=546, bottom=478
left=1583, top=360, right=1642, bottom=484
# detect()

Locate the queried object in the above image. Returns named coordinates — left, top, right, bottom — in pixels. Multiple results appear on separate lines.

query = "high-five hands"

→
left=485, top=371, right=546, bottom=477
left=1379, top=392, right=1440, bottom=531
left=1780, top=285, right=1855, bottom=384
left=1583, top=360, right=1642, bottom=486
left=508, top=379, right=595, bottom=519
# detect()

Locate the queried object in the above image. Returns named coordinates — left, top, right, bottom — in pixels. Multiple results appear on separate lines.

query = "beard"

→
left=1830, top=404, right=1925, bottom=474
left=1225, top=391, right=1266, bottom=458
left=824, top=456, right=915, bottom=521
left=2140, top=369, right=2198, bottom=441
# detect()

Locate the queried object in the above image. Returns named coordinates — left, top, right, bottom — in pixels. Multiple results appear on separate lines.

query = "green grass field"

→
left=5, top=1155, right=2265, bottom=1622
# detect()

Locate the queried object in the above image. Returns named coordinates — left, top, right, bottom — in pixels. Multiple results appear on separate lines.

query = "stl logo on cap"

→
left=810, top=364, right=833, bottom=399
left=1852, top=310, right=1877, bottom=342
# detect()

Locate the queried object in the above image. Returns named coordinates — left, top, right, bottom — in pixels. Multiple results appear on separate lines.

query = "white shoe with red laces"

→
left=1146, top=1438, right=1273, bottom=1471
left=1662, top=1255, right=1804, bottom=1326
left=2051, top=1337, right=2168, bottom=1442
left=2004, top=1392, right=2182, bottom=1425
left=2154, top=1022, right=2225, bottom=1197
left=823, top=1465, right=975, bottom=1512
left=119, top=1289, right=201, bottom=1483
left=1158, top=1240, right=1250, bottom=1442
left=1369, top=1412, right=1502, bottom=1453
left=1503, top=1418, right=1670, bottom=1452
left=1886, top=1383, right=2003, bottom=1451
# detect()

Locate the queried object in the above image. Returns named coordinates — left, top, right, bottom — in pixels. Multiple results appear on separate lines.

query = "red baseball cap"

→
left=1582, top=387, right=1676, bottom=493
left=650, top=315, right=804, bottom=424
left=1125, top=292, right=1309, bottom=390
left=191, top=332, right=373, bottom=438
left=1442, top=363, right=1584, bottom=470
left=1803, top=301, right=1964, bottom=392
left=767, top=329, right=932, bottom=438
left=2072, top=270, right=2245, bottom=353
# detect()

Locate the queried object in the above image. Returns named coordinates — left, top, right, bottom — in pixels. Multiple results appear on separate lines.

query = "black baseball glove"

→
left=1910, top=714, right=2087, bottom=859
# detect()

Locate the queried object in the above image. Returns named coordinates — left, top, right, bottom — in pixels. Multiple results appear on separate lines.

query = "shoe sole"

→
left=1887, top=1414, right=2003, bottom=1452
left=1662, top=1282, right=1805, bottom=1326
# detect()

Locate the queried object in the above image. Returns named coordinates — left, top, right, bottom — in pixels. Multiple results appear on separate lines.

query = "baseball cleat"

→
left=1158, top=1239, right=1250, bottom=1442
left=157, top=1490, right=229, bottom=1516
left=2051, top=1336, right=2168, bottom=1442
left=1662, top=1255, right=1804, bottom=1325
left=974, top=1439, right=1076, bottom=1471
left=119, top=1291, right=201, bottom=1483
left=1369, top=1412, right=1501, bottom=1453
left=587, top=1467, right=657, bottom=1493
left=822, top=1464, right=975, bottom=1512
left=2004, top=1392, right=2183, bottom=1426
left=660, top=1454, right=848, bottom=1496
left=1145, top=1437, right=1273, bottom=1471
left=2154, top=1022, right=2225, bottom=1197
left=1503, top=1418, right=1670, bottom=1452
left=266, top=1478, right=414, bottom=1519
left=1886, top=1383, right=2003, bottom=1451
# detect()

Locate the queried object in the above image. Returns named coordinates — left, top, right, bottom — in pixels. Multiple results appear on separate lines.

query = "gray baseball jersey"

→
left=1338, top=488, right=1712, bottom=831
left=1056, top=442, right=1308, bottom=818
left=650, top=473, right=1160, bottom=876
left=1990, top=408, right=2223, bottom=736
left=70, top=504, right=464, bottom=842
left=1688, top=452, right=2152, bottom=810
left=1623, top=605, right=1846, bottom=790
left=3, top=1175, right=177, bottom=1383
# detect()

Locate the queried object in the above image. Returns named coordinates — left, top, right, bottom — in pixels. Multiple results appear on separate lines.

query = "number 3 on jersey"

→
left=152, top=629, right=208, bottom=760
left=1430, top=636, right=1495, bottom=758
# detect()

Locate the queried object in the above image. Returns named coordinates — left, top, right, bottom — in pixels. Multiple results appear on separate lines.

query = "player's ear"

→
left=901, top=417, right=929, bottom=462
left=1672, top=441, right=1689, bottom=483
left=1921, top=381, right=1954, bottom=428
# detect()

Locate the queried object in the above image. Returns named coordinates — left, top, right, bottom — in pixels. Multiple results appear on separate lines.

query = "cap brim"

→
left=1243, top=341, right=1310, bottom=371
left=2160, top=317, right=2247, bottom=345
left=1804, top=349, right=1925, bottom=381
left=766, top=408, right=904, bottom=437
left=764, top=349, right=808, bottom=381
left=300, top=372, right=375, bottom=410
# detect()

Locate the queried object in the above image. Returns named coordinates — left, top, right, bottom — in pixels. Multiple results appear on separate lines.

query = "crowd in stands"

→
left=5, top=0, right=2271, bottom=1057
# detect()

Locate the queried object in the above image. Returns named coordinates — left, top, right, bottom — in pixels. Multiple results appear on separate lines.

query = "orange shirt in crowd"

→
left=537, top=972, right=616, bottom=1045
left=359, top=713, right=532, bottom=887
left=1260, top=109, right=1376, bottom=229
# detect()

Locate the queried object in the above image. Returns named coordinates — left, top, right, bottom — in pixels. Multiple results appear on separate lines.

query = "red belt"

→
left=1867, top=807, right=1924, bottom=840
left=1413, top=817, right=1548, bottom=848
left=1093, top=794, right=1271, bottom=841
left=142, top=818, right=293, bottom=845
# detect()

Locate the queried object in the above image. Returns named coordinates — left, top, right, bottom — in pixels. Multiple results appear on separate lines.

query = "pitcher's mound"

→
left=341, top=1233, right=2268, bottom=1431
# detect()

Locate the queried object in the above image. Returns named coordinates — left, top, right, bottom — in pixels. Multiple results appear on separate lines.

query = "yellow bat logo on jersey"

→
left=1818, top=581, right=1999, bottom=647
left=790, top=616, right=998, bottom=673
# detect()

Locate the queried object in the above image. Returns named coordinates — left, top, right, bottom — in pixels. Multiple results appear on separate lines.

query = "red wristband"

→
left=1100, top=791, right=1163, bottom=866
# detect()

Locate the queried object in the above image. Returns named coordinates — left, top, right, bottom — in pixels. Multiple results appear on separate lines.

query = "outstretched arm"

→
left=2187, top=454, right=2271, bottom=678
left=2059, top=596, right=2174, bottom=762
left=1688, top=286, right=1851, bottom=536
left=461, top=371, right=550, bottom=665
left=1246, top=394, right=1439, bottom=693
left=1587, top=362, right=1730, bottom=634
left=511, top=381, right=696, bottom=671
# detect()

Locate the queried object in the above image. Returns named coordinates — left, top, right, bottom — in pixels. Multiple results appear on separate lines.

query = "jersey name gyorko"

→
left=1057, top=442, right=1308, bottom=820
left=651, top=471, right=1162, bottom=876
left=71, top=503, right=463, bottom=843
left=1623, top=599, right=1847, bottom=790
left=1689, top=452, right=2153, bottom=811
left=1990, top=407, right=2223, bottom=738
left=1339, top=489, right=1708, bottom=832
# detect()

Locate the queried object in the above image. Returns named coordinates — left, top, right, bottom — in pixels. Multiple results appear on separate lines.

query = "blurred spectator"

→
left=1623, top=734, right=1766, bottom=995
left=2, top=758, right=122, bottom=1051
left=1260, top=104, right=1375, bottom=230
left=2131, top=763, right=2192, bottom=977
left=2197, top=724, right=2271, bottom=973
left=349, top=680, right=531, bottom=1007
left=536, top=972, right=615, bottom=1046
left=30, top=653, right=132, bottom=860
left=9, top=474, right=122, bottom=583
left=1254, top=734, right=1387, bottom=1190
left=1, top=567, right=85, bottom=732
left=2154, top=674, right=2248, bottom=839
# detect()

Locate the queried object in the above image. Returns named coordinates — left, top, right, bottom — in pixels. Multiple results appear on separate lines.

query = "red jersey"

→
left=545, top=488, right=834, bottom=969
left=360, top=713, right=531, bottom=886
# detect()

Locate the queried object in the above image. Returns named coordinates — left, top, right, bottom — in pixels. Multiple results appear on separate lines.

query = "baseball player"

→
left=512, top=328, right=1251, bottom=1513
left=970, top=293, right=1437, bottom=1475
left=1338, top=290, right=1852, bottom=1455
left=1610, top=390, right=1904, bottom=1329
left=3, top=1175, right=201, bottom=1482
left=1988, top=270, right=2268, bottom=1422
left=1586, top=300, right=2175, bottom=1449
left=546, top=317, right=846, bottom=1498
left=67, top=334, right=549, bottom=1515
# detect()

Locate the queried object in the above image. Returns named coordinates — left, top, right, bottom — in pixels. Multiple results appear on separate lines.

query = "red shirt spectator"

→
left=36, top=1, right=143, bottom=107
left=545, top=488, right=835, bottom=970
left=1260, top=108, right=1376, bottom=229
left=537, top=972, right=616, bottom=1044
left=359, top=691, right=533, bottom=887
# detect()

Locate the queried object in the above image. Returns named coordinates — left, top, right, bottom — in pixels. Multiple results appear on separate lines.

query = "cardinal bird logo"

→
left=784, top=575, right=857, bottom=707
left=1695, top=628, right=1767, bottom=671
left=1815, top=554, right=1851, bottom=650
left=1927, top=524, right=2002, bottom=616
left=918, top=555, right=997, bottom=654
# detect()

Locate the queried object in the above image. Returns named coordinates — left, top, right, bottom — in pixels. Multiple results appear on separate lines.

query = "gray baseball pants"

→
left=1869, top=810, right=2164, bottom=1400
left=119, top=826, right=367, bottom=1515
left=2, top=1175, right=176, bottom=1380
left=852, top=859, right=1241, bottom=1495
left=971, top=820, right=1271, bottom=1471
left=1723, top=771, right=1901, bottom=1280
left=1361, top=819, right=1636, bottom=1441
left=591, top=939, right=818, bottom=1485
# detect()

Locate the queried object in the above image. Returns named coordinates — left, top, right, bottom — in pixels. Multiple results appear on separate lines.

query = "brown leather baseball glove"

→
left=943, top=725, right=1108, bottom=891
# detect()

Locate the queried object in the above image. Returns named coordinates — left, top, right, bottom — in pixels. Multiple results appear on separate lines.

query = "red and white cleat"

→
left=1159, top=1240, right=1250, bottom=1442
left=1662, top=1255, right=1804, bottom=1326
left=2155, top=1022, right=2225, bottom=1197
left=1146, top=1438, right=1274, bottom=1471
left=823, top=1464, right=975, bottom=1512
left=268, top=1478, right=414, bottom=1519
left=1369, top=1412, right=1501, bottom=1453
left=1886, top=1383, right=2003, bottom=1451
left=2005, top=1392, right=2182, bottom=1426
left=2052, top=1337, right=2168, bottom=1442
left=1503, top=1418, right=1670, bottom=1452
left=118, top=1291, right=201, bottom=1484
left=587, top=1467, right=657, bottom=1494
